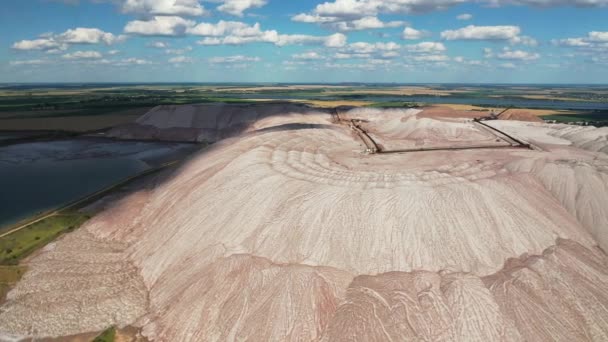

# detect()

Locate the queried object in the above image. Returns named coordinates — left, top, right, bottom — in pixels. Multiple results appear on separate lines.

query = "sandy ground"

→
left=1, top=104, right=608, bottom=341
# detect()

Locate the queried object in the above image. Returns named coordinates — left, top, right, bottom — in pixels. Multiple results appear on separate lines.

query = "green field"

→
left=0, top=265, right=26, bottom=302
left=0, top=211, right=90, bottom=265
left=542, top=111, right=608, bottom=123
left=93, top=327, right=116, bottom=342
left=0, top=211, right=90, bottom=302
left=367, top=101, right=421, bottom=108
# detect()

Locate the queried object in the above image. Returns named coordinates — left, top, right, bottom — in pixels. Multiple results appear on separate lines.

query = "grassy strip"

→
left=0, top=211, right=90, bottom=265
left=93, top=327, right=116, bottom=342
left=0, top=265, right=26, bottom=302
left=542, top=111, right=608, bottom=123
left=367, top=101, right=421, bottom=108
left=0, top=212, right=89, bottom=303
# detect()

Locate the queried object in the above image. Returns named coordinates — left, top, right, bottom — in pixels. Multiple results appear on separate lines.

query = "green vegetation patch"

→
left=367, top=101, right=421, bottom=108
left=542, top=111, right=608, bottom=123
left=0, top=211, right=90, bottom=265
left=93, top=326, right=116, bottom=342
left=0, top=265, right=26, bottom=302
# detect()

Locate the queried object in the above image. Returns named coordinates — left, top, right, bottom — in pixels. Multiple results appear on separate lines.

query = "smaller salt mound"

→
left=508, top=158, right=608, bottom=251
left=322, top=239, right=608, bottom=341
left=550, top=125, right=608, bottom=154
left=493, top=121, right=608, bottom=154
left=342, top=107, right=503, bottom=150
left=107, top=103, right=332, bottom=143
left=0, top=230, right=147, bottom=338
left=142, top=254, right=353, bottom=342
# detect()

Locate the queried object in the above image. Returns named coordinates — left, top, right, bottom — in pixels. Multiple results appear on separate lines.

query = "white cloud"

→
left=441, top=25, right=521, bottom=41
left=12, top=27, right=125, bottom=51
left=120, top=0, right=208, bottom=16
left=293, top=51, right=325, bottom=60
left=497, top=48, right=540, bottom=60
left=588, top=31, right=608, bottom=42
left=412, top=54, right=450, bottom=62
left=12, top=39, right=67, bottom=51
left=294, top=15, right=406, bottom=32
left=124, top=16, right=196, bottom=36
left=192, top=22, right=347, bottom=47
left=401, top=27, right=426, bottom=40
left=492, top=0, right=608, bottom=6
left=209, top=0, right=268, bottom=17
left=457, top=13, right=473, bottom=20
left=552, top=31, right=608, bottom=52
left=441, top=25, right=537, bottom=45
left=148, top=41, right=169, bottom=48
left=209, top=55, right=261, bottom=63
left=499, top=62, right=516, bottom=69
left=405, top=42, right=446, bottom=54
left=324, top=33, right=347, bottom=47
left=57, top=28, right=126, bottom=45
left=332, top=41, right=401, bottom=60
left=169, top=56, right=194, bottom=64
left=454, top=56, right=486, bottom=66
left=308, top=0, right=465, bottom=18
left=62, top=50, right=104, bottom=59
left=114, top=58, right=153, bottom=66
left=188, top=20, right=261, bottom=36
left=107, top=50, right=120, bottom=55
left=294, top=0, right=608, bottom=25
left=165, top=46, right=193, bottom=54
left=483, top=47, right=494, bottom=58
left=9, top=59, right=51, bottom=66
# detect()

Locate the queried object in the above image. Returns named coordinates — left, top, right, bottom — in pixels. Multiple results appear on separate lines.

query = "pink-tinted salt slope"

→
left=1, top=104, right=608, bottom=341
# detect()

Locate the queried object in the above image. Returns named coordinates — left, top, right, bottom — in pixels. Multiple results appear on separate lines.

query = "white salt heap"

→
left=1, top=105, right=608, bottom=341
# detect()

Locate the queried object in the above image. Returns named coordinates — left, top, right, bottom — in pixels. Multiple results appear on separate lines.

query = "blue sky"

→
left=1, top=0, right=607, bottom=83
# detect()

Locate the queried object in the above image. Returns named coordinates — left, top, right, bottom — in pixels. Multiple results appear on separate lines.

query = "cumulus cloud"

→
left=412, top=54, right=450, bottom=62
left=332, top=41, right=401, bottom=60
left=401, top=27, right=427, bottom=40
left=454, top=56, right=487, bottom=66
left=441, top=25, right=521, bottom=41
left=9, top=59, right=51, bottom=66
left=497, top=48, right=540, bottom=60
left=12, top=39, right=67, bottom=51
left=441, top=25, right=537, bottom=45
left=191, top=21, right=347, bottom=47
left=57, top=28, right=126, bottom=44
left=165, top=46, right=193, bottom=54
left=306, top=0, right=465, bottom=18
left=114, top=57, right=153, bottom=66
left=120, top=0, right=208, bottom=16
left=169, top=56, right=194, bottom=64
left=62, top=50, right=103, bottom=59
left=209, top=55, right=261, bottom=63
left=292, top=51, right=325, bottom=60
left=124, top=16, right=196, bottom=36
left=293, top=14, right=406, bottom=32
left=207, top=0, right=268, bottom=17
left=148, top=41, right=169, bottom=48
left=489, top=0, right=608, bottom=7
left=552, top=31, right=608, bottom=52
left=405, top=42, right=446, bottom=54
left=292, top=0, right=608, bottom=36
left=12, top=27, right=125, bottom=51
left=295, top=0, right=608, bottom=23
